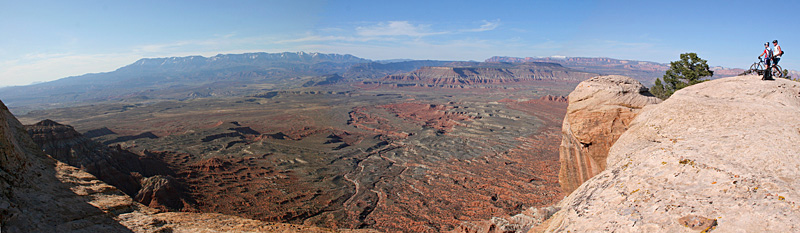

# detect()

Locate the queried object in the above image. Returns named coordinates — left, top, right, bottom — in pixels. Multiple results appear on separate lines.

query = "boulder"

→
left=543, top=75, right=800, bottom=232
left=455, top=206, right=560, bottom=233
left=135, top=175, right=188, bottom=211
left=558, top=75, right=661, bottom=194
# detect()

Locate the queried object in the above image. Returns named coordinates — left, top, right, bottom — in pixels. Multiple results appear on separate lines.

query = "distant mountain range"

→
left=485, top=56, right=748, bottom=85
left=0, top=52, right=365, bottom=112
left=381, top=62, right=596, bottom=86
left=1, top=52, right=775, bottom=114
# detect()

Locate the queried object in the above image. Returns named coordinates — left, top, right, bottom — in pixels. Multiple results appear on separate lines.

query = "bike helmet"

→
left=773, top=40, right=778, bottom=44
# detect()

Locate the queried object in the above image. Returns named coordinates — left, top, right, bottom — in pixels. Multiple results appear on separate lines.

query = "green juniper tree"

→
left=650, top=53, right=714, bottom=99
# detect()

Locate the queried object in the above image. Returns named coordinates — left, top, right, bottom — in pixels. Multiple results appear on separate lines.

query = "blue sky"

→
left=1, top=0, right=798, bottom=87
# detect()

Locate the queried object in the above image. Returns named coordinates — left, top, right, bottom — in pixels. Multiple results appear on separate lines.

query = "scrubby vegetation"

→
left=650, top=53, right=713, bottom=99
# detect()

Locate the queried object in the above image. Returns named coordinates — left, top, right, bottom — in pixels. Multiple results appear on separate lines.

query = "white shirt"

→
left=774, top=45, right=782, bottom=58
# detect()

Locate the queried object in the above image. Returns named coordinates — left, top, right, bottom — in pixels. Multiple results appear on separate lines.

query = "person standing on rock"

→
left=760, top=42, right=774, bottom=80
left=773, top=40, right=783, bottom=66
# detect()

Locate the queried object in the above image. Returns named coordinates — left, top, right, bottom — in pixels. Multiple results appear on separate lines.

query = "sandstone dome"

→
left=545, top=75, right=800, bottom=232
left=558, top=75, right=662, bottom=194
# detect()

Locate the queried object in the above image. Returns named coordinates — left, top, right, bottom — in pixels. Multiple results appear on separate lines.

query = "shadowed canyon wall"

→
left=1, top=98, right=378, bottom=232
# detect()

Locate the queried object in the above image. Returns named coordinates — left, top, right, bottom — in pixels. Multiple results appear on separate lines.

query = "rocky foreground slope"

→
left=558, top=75, right=661, bottom=194
left=24, top=120, right=195, bottom=211
left=541, top=75, right=800, bottom=232
left=0, top=99, right=375, bottom=232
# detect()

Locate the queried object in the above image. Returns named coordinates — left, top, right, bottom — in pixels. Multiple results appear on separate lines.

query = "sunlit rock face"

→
left=558, top=75, right=661, bottom=194
left=545, top=75, right=800, bottom=232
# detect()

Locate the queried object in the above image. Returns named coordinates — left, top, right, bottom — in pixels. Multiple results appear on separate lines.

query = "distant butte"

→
left=382, top=62, right=596, bottom=86
left=13, top=51, right=769, bottom=232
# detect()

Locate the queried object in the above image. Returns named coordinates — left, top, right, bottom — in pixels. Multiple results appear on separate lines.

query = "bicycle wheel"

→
left=750, top=63, right=760, bottom=71
left=771, top=65, right=783, bottom=78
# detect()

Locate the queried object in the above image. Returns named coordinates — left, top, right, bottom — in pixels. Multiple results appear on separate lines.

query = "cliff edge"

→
left=558, top=75, right=661, bottom=194
left=0, top=98, right=376, bottom=233
left=0, top=99, right=135, bottom=232
left=543, top=75, right=800, bottom=232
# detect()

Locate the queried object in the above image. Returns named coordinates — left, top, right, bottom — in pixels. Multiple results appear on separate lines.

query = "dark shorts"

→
left=773, top=57, right=781, bottom=65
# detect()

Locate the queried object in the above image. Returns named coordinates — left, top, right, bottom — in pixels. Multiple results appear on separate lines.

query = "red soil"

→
left=348, top=106, right=410, bottom=139
left=377, top=103, right=475, bottom=133
left=142, top=150, right=353, bottom=224
left=365, top=132, right=565, bottom=232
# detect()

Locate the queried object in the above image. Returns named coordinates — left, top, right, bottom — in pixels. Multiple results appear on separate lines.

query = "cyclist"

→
left=773, top=40, right=782, bottom=66
left=759, top=42, right=774, bottom=80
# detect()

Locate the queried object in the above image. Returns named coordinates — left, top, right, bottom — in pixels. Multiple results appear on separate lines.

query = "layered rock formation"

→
left=25, top=119, right=193, bottom=211
left=0, top=99, right=136, bottom=232
left=485, top=56, right=669, bottom=85
left=542, top=75, right=800, bottom=231
left=558, top=75, right=661, bottom=194
left=383, top=63, right=596, bottom=86
left=25, top=120, right=145, bottom=196
left=1, top=98, right=376, bottom=232
left=134, top=175, right=190, bottom=211
left=16, top=81, right=573, bottom=231
left=343, top=60, right=452, bottom=80
left=486, top=56, right=668, bottom=73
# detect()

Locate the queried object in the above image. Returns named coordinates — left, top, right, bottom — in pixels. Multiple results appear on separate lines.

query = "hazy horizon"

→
left=3, top=0, right=799, bottom=87
left=0, top=51, right=670, bottom=88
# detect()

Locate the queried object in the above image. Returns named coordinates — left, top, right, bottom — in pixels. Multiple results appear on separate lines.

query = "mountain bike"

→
left=746, top=57, right=783, bottom=78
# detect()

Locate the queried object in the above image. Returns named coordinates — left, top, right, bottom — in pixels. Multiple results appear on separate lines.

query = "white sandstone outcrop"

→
left=558, top=75, right=661, bottom=194
left=544, top=75, right=800, bottom=232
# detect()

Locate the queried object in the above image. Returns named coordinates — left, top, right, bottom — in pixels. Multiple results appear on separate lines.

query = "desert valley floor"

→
left=18, top=81, right=574, bottom=232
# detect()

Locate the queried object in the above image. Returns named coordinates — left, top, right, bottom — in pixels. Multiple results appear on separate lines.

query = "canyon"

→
left=1, top=98, right=378, bottom=233
left=16, top=87, right=571, bottom=232
left=5, top=51, right=793, bottom=232
left=9, top=53, right=597, bottom=232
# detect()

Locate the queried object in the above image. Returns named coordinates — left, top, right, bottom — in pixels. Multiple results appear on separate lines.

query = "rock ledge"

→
left=544, top=75, right=800, bottom=232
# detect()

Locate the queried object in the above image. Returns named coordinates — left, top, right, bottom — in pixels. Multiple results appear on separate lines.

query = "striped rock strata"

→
left=558, top=75, right=661, bottom=194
